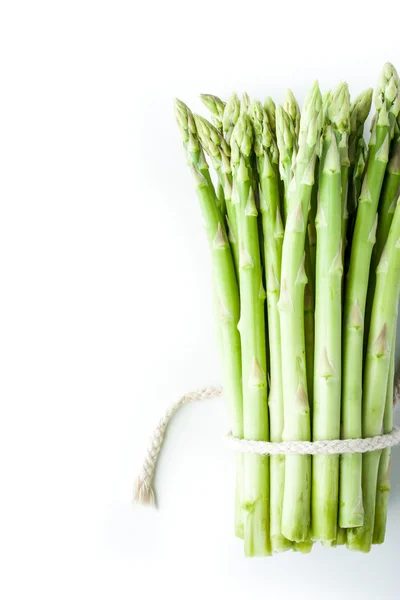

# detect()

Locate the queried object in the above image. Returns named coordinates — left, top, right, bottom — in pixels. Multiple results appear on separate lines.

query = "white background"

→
left=1, top=1, right=400, bottom=599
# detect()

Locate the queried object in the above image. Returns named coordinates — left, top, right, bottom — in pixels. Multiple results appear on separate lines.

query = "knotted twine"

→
left=133, top=373, right=400, bottom=507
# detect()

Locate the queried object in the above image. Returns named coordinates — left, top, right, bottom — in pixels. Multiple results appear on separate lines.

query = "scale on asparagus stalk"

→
left=134, top=63, right=400, bottom=556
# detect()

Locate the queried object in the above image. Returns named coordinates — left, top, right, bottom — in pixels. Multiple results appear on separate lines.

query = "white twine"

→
left=133, top=375, right=400, bottom=507
left=225, top=428, right=400, bottom=455
left=133, top=387, right=222, bottom=506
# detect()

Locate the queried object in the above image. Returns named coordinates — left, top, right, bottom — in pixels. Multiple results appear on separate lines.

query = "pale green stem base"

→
left=373, top=330, right=395, bottom=544
left=312, top=455, right=339, bottom=541
left=235, top=453, right=245, bottom=539
left=270, top=455, right=293, bottom=553
left=346, top=450, right=381, bottom=553
left=372, top=448, right=391, bottom=544
left=339, top=453, right=364, bottom=528
left=293, top=541, right=314, bottom=553
left=243, top=454, right=271, bottom=556
left=282, top=455, right=311, bottom=542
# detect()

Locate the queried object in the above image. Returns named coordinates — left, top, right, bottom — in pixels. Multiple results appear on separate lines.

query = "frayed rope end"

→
left=133, top=476, right=156, bottom=507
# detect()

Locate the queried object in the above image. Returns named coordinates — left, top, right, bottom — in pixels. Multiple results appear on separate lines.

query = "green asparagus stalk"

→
left=283, top=89, right=300, bottom=137
left=329, top=84, right=351, bottom=244
left=346, top=89, right=373, bottom=241
left=276, top=105, right=298, bottom=223
left=230, top=113, right=271, bottom=556
left=336, top=526, right=347, bottom=546
left=322, top=91, right=332, bottom=123
left=223, top=93, right=241, bottom=144
left=321, top=525, right=347, bottom=547
left=304, top=91, right=320, bottom=403
left=277, top=100, right=316, bottom=463
left=279, top=81, right=323, bottom=542
left=374, top=135, right=400, bottom=262
left=340, top=63, right=400, bottom=529
left=293, top=541, right=313, bottom=553
left=241, top=92, right=251, bottom=114
left=174, top=99, right=244, bottom=535
left=200, top=94, right=226, bottom=131
left=364, top=134, right=400, bottom=343
left=194, top=115, right=240, bottom=273
left=264, top=96, right=276, bottom=136
left=303, top=87, right=327, bottom=416
left=312, top=124, right=343, bottom=541
left=250, top=100, right=291, bottom=553
left=373, top=323, right=396, bottom=544
left=308, top=163, right=318, bottom=279
left=346, top=139, right=367, bottom=260
left=347, top=198, right=400, bottom=552
left=303, top=271, right=314, bottom=412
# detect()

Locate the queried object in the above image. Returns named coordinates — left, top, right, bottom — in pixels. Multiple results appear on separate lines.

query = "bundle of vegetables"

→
left=174, top=63, right=400, bottom=556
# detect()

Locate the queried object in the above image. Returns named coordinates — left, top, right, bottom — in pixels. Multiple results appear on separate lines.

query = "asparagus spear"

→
left=347, top=198, right=400, bottom=552
left=276, top=105, right=298, bottom=223
left=307, top=165, right=318, bottom=278
left=194, top=115, right=240, bottom=273
left=364, top=134, right=400, bottom=343
left=303, top=270, right=315, bottom=413
left=312, top=124, right=343, bottom=541
left=223, top=93, right=241, bottom=144
left=329, top=84, right=351, bottom=244
left=174, top=99, right=244, bottom=534
left=283, top=89, right=300, bottom=137
left=303, top=89, right=324, bottom=416
left=276, top=102, right=316, bottom=430
left=264, top=96, right=276, bottom=136
left=241, top=92, right=251, bottom=114
left=340, top=63, right=400, bottom=529
left=230, top=113, right=271, bottom=556
left=200, top=94, right=226, bottom=131
left=279, top=81, right=323, bottom=542
left=373, top=324, right=396, bottom=544
left=310, top=88, right=349, bottom=543
left=346, top=89, right=373, bottom=242
left=250, top=100, right=291, bottom=553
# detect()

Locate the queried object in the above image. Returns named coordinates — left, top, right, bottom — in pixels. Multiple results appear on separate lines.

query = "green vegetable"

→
left=312, top=123, right=343, bottom=541
left=250, top=100, right=291, bottom=553
left=279, top=81, right=323, bottom=542
left=372, top=321, right=396, bottom=544
left=194, top=114, right=240, bottom=273
left=223, top=93, right=241, bottom=143
left=231, top=113, right=271, bottom=556
left=200, top=94, right=226, bottom=131
left=346, top=89, right=373, bottom=243
left=264, top=96, right=276, bottom=136
left=276, top=104, right=298, bottom=223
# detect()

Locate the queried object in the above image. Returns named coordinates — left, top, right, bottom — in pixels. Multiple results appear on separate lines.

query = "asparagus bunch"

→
left=174, top=63, right=400, bottom=556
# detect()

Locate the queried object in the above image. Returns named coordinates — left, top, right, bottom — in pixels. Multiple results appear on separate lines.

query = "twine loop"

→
left=225, top=427, right=400, bottom=455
